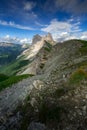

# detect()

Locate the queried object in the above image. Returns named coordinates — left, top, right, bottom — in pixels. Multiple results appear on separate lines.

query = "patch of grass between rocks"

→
left=69, top=69, right=87, bottom=85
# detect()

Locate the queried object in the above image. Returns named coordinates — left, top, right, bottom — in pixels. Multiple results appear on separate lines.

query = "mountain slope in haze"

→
left=0, top=42, right=23, bottom=66
left=0, top=39, right=87, bottom=130
left=0, top=42, right=30, bottom=75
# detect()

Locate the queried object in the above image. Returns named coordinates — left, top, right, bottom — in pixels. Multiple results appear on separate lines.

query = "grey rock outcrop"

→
left=28, top=122, right=46, bottom=130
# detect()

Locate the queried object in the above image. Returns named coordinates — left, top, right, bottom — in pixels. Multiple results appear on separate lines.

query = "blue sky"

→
left=0, top=0, right=87, bottom=43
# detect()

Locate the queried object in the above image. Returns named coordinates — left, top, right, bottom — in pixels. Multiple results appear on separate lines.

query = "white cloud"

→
left=5, top=35, right=10, bottom=39
left=0, top=35, right=32, bottom=44
left=30, top=12, right=37, bottom=18
left=41, top=18, right=81, bottom=42
left=0, top=20, right=34, bottom=30
left=80, top=32, right=87, bottom=40
left=24, top=1, right=36, bottom=11
left=35, top=21, right=46, bottom=27
left=20, top=38, right=32, bottom=44
left=41, top=19, right=71, bottom=32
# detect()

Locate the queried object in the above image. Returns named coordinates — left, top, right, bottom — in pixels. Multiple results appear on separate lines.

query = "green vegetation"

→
left=76, top=60, right=87, bottom=69
left=0, top=43, right=23, bottom=65
left=14, top=60, right=30, bottom=70
left=0, top=57, right=30, bottom=75
left=0, top=54, right=9, bottom=58
left=16, top=96, right=33, bottom=130
left=79, top=40, right=87, bottom=55
left=44, top=47, right=51, bottom=52
left=0, top=74, right=9, bottom=82
left=54, top=87, right=67, bottom=98
left=0, top=74, right=33, bottom=92
left=69, top=69, right=87, bottom=85
left=44, top=40, right=52, bottom=52
left=40, top=63, right=45, bottom=69
left=38, top=100, right=63, bottom=122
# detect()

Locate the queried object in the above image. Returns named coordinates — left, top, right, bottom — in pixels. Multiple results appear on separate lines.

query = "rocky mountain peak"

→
left=32, top=33, right=55, bottom=45
left=43, top=33, right=55, bottom=45
left=45, top=33, right=53, bottom=41
left=32, top=34, right=42, bottom=44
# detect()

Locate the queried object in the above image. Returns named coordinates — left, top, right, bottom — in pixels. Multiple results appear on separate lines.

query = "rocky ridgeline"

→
left=32, top=33, right=55, bottom=45
left=20, top=33, right=55, bottom=59
left=0, top=39, right=87, bottom=130
left=17, top=33, right=55, bottom=75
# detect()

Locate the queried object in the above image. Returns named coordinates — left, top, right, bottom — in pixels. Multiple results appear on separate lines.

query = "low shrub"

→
left=38, top=99, right=63, bottom=123
left=69, top=69, right=87, bottom=84
left=40, top=63, right=45, bottom=69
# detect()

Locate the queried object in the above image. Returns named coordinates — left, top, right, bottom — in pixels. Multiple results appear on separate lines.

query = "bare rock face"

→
left=16, top=33, right=55, bottom=75
left=28, top=122, right=46, bottom=130
left=32, top=33, right=55, bottom=45
left=44, top=33, right=54, bottom=42
left=43, top=33, right=55, bottom=45
left=32, top=34, right=42, bottom=44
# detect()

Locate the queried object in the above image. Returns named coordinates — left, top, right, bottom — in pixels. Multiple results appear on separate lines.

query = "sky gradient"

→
left=0, top=0, right=87, bottom=43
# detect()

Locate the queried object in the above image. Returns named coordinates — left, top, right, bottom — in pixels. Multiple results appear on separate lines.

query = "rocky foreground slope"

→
left=0, top=39, right=87, bottom=130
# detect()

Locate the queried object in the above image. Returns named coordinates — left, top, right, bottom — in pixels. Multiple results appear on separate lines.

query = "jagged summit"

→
left=44, top=33, right=54, bottom=42
left=32, top=33, right=55, bottom=45
left=19, top=33, right=55, bottom=60
left=32, top=34, right=42, bottom=44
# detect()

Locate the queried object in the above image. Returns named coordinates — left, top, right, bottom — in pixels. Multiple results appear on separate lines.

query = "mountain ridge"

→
left=0, top=37, right=87, bottom=130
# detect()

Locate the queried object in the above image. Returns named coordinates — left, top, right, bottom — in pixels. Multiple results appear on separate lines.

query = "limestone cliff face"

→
left=32, top=33, right=55, bottom=45
left=19, top=33, right=55, bottom=60
left=43, top=33, right=55, bottom=45
left=17, top=33, right=55, bottom=75
left=32, top=34, right=42, bottom=45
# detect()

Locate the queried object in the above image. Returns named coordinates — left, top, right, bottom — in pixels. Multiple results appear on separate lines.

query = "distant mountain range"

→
left=0, top=42, right=29, bottom=66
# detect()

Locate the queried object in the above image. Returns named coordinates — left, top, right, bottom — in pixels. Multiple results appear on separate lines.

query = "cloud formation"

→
left=80, top=32, right=87, bottom=40
left=44, top=0, right=87, bottom=14
left=41, top=18, right=81, bottom=41
left=0, top=35, right=32, bottom=44
left=0, top=20, right=34, bottom=30
left=24, top=1, right=36, bottom=11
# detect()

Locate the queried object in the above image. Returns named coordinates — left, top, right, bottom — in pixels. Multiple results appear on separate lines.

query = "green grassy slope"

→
left=0, top=43, right=23, bottom=65
left=0, top=74, right=34, bottom=92
left=0, top=56, right=31, bottom=75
